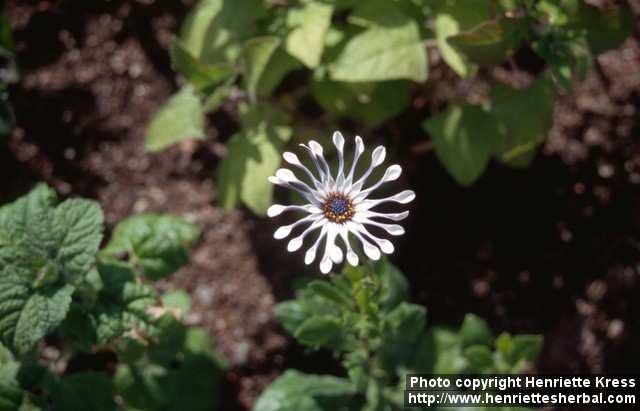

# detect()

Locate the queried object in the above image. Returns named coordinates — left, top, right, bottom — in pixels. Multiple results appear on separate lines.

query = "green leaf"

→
left=423, top=104, right=505, bottom=185
left=0, top=360, right=24, bottom=411
left=0, top=185, right=103, bottom=355
left=376, top=258, right=409, bottom=311
left=311, top=80, right=409, bottom=127
left=242, top=36, right=282, bottom=98
left=463, top=344, right=494, bottom=372
left=254, top=370, right=357, bottom=411
left=434, top=0, right=491, bottom=77
left=101, top=214, right=200, bottom=281
left=162, top=290, right=192, bottom=316
left=179, top=0, right=265, bottom=64
left=448, top=17, right=526, bottom=66
left=307, top=281, right=352, bottom=307
left=0, top=184, right=104, bottom=284
left=145, top=85, right=206, bottom=152
left=217, top=105, right=291, bottom=214
left=274, top=301, right=309, bottom=336
left=170, top=39, right=234, bottom=92
left=294, top=315, right=342, bottom=349
left=49, top=372, right=116, bottom=411
left=286, top=2, right=333, bottom=68
left=0, top=92, right=14, bottom=138
left=384, top=302, right=426, bottom=343
left=114, top=323, right=224, bottom=411
left=491, top=75, right=553, bottom=167
left=459, top=313, right=493, bottom=348
left=570, top=2, right=633, bottom=54
left=329, top=15, right=427, bottom=82
left=509, top=335, right=543, bottom=367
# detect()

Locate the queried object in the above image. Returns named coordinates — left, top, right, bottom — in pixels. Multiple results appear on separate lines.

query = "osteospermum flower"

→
left=267, top=131, right=415, bottom=274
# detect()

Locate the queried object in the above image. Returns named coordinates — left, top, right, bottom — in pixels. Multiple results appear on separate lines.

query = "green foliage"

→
left=0, top=15, right=16, bottom=139
left=218, top=104, right=292, bottom=214
left=146, top=0, right=634, bottom=200
left=101, top=213, right=200, bottom=280
left=261, top=259, right=543, bottom=411
left=0, top=184, right=223, bottom=410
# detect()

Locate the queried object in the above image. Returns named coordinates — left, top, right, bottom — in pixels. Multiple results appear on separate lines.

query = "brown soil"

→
left=2, top=1, right=640, bottom=410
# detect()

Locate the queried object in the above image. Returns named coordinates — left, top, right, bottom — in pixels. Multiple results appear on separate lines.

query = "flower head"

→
left=268, top=131, right=415, bottom=274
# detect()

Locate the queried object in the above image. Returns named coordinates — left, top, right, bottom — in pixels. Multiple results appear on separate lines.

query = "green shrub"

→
left=0, top=184, right=225, bottom=411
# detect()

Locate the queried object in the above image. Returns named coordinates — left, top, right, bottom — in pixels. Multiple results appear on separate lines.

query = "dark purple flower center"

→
left=322, top=193, right=354, bottom=223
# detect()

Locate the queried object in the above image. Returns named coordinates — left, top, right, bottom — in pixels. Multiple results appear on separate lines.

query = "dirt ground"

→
left=2, top=1, right=640, bottom=410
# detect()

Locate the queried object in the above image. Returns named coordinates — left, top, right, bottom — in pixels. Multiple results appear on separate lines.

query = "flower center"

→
left=322, top=193, right=355, bottom=223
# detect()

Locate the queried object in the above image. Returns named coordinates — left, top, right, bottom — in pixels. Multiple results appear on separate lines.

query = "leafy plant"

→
left=254, top=259, right=543, bottom=411
left=145, top=0, right=632, bottom=207
left=0, top=13, right=17, bottom=138
left=0, top=184, right=225, bottom=410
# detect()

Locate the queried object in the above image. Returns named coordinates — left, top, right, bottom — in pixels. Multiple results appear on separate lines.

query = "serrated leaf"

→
left=285, top=2, right=333, bottom=68
left=145, top=85, right=206, bottom=152
left=180, top=0, right=264, bottom=64
left=423, top=104, right=505, bottom=185
left=307, top=281, right=352, bottom=307
left=0, top=361, right=23, bottom=411
left=102, top=214, right=200, bottom=281
left=384, top=302, right=426, bottom=343
left=491, top=75, right=553, bottom=167
left=448, top=17, right=525, bottom=66
left=434, top=0, right=491, bottom=77
left=254, top=370, right=356, bottom=411
left=170, top=39, right=234, bottom=92
left=329, top=15, right=427, bottom=82
left=217, top=105, right=291, bottom=214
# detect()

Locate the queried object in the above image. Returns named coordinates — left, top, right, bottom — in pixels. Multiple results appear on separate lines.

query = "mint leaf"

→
left=145, top=85, right=206, bottom=152
left=285, top=1, right=333, bottom=68
left=218, top=105, right=292, bottom=214
left=448, top=17, right=525, bottom=66
left=254, top=370, right=357, bottom=411
left=329, top=15, right=427, bottom=82
left=0, top=185, right=103, bottom=355
left=0, top=361, right=23, bottom=411
left=101, top=214, right=200, bottom=281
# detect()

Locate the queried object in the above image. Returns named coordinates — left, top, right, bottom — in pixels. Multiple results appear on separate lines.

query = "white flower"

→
left=267, top=131, right=415, bottom=274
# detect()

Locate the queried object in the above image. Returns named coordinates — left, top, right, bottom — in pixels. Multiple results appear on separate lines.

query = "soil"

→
left=2, top=1, right=640, bottom=410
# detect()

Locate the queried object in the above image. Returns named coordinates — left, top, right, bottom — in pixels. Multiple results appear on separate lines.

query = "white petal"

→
left=320, top=256, right=333, bottom=274
left=287, top=218, right=325, bottom=252
left=393, top=190, right=416, bottom=204
left=332, top=131, right=345, bottom=152
left=346, top=135, right=365, bottom=184
left=267, top=204, right=286, bottom=217
left=361, top=210, right=410, bottom=221
left=283, top=151, right=301, bottom=166
left=346, top=250, right=359, bottom=266
left=346, top=221, right=381, bottom=261
left=378, top=239, right=394, bottom=254
left=305, top=224, right=328, bottom=265
left=274, top=225, right=293, bottom=239
left=352, top=164, right=403, bottom=202
left=371, top=146, right=386, bottom=167
left=383, top=164, right=402, bottom=181
left=330, top=245, right=343, bottom=264
left=356, top=190, right=416, bottom=210
left=287, top=237, right=303, bottom=251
